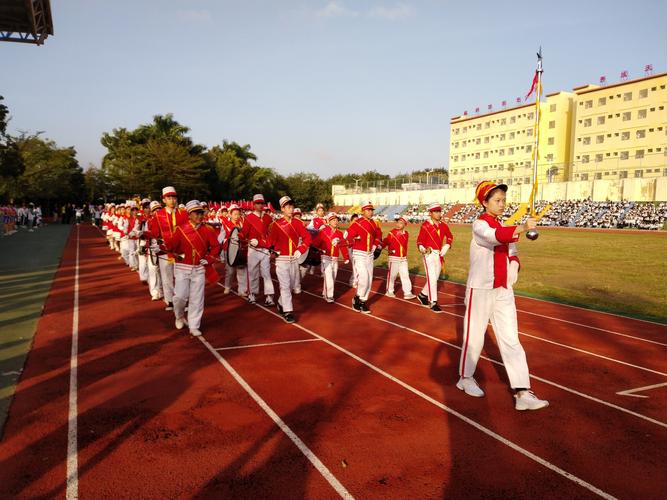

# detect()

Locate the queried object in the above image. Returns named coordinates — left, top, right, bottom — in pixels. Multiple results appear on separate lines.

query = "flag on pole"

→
left=528, top=48, right=543, bottom=217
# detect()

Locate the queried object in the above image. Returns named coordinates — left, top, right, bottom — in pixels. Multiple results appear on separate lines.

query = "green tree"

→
left=282, top=172, right=332, bottom=210
left=0, top=96, right=26, bottom=199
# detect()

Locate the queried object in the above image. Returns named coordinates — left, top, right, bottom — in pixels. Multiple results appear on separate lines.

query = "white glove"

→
left=418, top=245, right=427, bottom=254
left=344, top=259, right=349, bottom=264
left=249, top=238, right=259, bottom=247
left=440, top=244, right=450, bottom=256
left=332, top=237, right=340, bottom=246
left=199, top=258, right=209, bottom=266
left=508, top=260, right=520, bottom=287
left=343, top=230, right=348, bottom=239
left=294, top=250, right=302, bottom=259
left=371, top=245, right=377, bottom=253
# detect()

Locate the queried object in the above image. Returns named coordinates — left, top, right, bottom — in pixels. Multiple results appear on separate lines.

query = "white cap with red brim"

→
left=162, top=186, right=177, bottom=197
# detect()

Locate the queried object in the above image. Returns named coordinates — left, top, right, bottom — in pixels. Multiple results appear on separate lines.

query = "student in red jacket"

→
left=416, top=202, right=454, bottom=313
left=381, top=216, right=416, bottom=299
left=168, top=200, right=221, bottom=337
left=267, top=196, right=311, bottom=323
left=312, top=212, right=349, bottom=303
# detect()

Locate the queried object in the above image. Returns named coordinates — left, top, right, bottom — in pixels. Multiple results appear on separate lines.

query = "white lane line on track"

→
left=335, top=267, right=667, bottom=345
left=198, top=335, right=353, bottom=500
left=616, top=382, right=667, bottom=398
left=329, top=275, right=667, bottom=377
left=294, top=281, right=667, bottom=429
left=215, top=338, right=322, bottom=351
left=235, top=288, right=616, bottom=500
left=66, top=225, right=80, bottom=500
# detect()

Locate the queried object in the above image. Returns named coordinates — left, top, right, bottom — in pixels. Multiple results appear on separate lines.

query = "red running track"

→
left=0, top=224, right=665, bottom=498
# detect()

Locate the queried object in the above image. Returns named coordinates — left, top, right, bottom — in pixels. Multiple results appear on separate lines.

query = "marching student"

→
left=345, top=202, right=382, bottom=314
left=305, top=203, right=327, bottom=276
left=168, top=200, right=221, bottom=337
left=293, top=207, right=303, bottom=221
left=381, top=216, right=416, bottom=299
left=344, top=213, right=360, bottom=287
left=239, top=194, right=275, bottom=306
left=149, top=186, right=189, bottom=311
left=292, top=207, right=305, bottom=294
left=112, top=204, right=123, bottom=254
left=267, top=196, right=311, bottom=323
left=125, top=202, right=141, bottom=272
left=457, top=181, right=548, bottom=411
left=312, top=212, right=349, bottom=303
left=416, top=202, right=454, bottom=313
left=136, top=199, right=152, bottom=284
left=145, top=201, right=164, bottom=301
left=221, top=204, right=249, bottom=297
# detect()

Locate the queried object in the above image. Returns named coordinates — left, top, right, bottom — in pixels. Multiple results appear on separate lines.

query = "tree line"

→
left=1, top=98, right=447, bottom=211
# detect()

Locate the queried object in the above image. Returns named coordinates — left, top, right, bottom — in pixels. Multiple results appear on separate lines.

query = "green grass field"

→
left=368, top=223, right=667, bottom=322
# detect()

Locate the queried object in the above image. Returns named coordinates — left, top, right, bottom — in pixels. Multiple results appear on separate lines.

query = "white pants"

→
left=459, top=287, right=530, bottom=389
left=174, top=264, right=206, bottom=331
left=127, top=239, right=138, bottom=269
left=224, top=262, right=249, bottom=295
left=421, top=251, right=441, bottom=303
left=294, top=262, right=302, bottom=292
left=386, top=256, right=412, bottom=296
left=348, top=253, right=357, bottom=286
left=247, top=247, right=275, bottom=297
left=120, top=237, right=130, bottom=265
left=352, top=250, right=374, bottom=302
left=321, top=256, right=339, bottom=299
left=275, top=258, right=299, bottom=312
left=159, top=257, right=175, bottom=304
left=147, top=252, right=162, bottom=299
left=138, top=248, right=149, bottom=282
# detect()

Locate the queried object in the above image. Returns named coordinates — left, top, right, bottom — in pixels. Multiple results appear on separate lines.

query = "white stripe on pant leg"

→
left=422, top=255, right=431, bottom=301
left=66, top=225, right=80, bottom=500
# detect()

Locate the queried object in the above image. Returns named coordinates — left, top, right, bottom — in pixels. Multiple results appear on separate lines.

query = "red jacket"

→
left=309, top=216, right=327, bottom=231
left=346, top=217, right=382, bottom=252
left=417, top=220, right=453, bottom=251
left=149, top=208, right=189, bottom=256
left=168, top=222, right=221, bottom=266
left=127, top=216, right=140, bottom=240
left=313, top=225, right=349, bottom=260
left=381, top=228, right=409, bottom=258
left=240, top=212, right=273, bottom=248
left=267, top=217, right=311, bottom=256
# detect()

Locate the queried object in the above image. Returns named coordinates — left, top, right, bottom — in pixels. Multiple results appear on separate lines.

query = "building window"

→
left=510, top=116, right=516, bottom=124
left=546, top=153, right=554, bottom=161
left=483, top=152, right=489, bottom=158
left=597, top=116, right=605, bottom=125
left=476, top=124, right=482, bottom=130
left=462, top=127, right=467, bottom=133
left=548, top=120, right=555, bottom=129
left=596, top=135, right=604, bottom=144
left=636, top=130, right=646, bottom=139
left=509, top=131, right=515, bottom=139
left=620, top=151, right=629, bottom=160
left=619, top=171, right=627, bottom=179
left=584, top=118, right=592, bottom=127
left=485, top=122, right=490, bottom=129
left=547, top=137, right=554, bottom=145
left=500, top=118, right=506, bottom=125
left=499, top=149, right=505, bottom=156
left=527, top=112, right=534, bottom=120
left=622, top=112, right=631, bottom=121
left=581, top=173, right=589, bottom=181
left=499, top=133, right=506, bottom=140
left=508, top=147, right=514, bottom=155
left=638, top=109, right=647, bottom=119
left=583, top=137, right=591, bottom=145
left=483, top=137, right=489, bottom=143
left=550, top=104, right=557, bottom=112
left=634, top=170, right=643, bottom=178
left=584, top=100, right=593, bottom=109
left=621, top=131, right=630, bottom=140
left=595, top=173, right=602, bottom=180
left=526, top=145, right=532, bottom=152
left=635, top=150, right=644, bottom=159
left=475, top=153, right=480, bottom=159
left=582, top=155, right=590, bottom=163
left=623, top=92, right=632, bottom=101
left=639, top=89, right=648, bottom=99
left=595, top=153, right=603, bottom=162
left=476, top=138, right=481, bottom=145
left=598, top=97, right=606, bottom=106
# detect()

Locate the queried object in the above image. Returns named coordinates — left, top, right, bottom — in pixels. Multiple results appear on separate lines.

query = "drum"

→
left=226, top=226, right=248, bottom=267
left=300, top=246, right=321, bottom=267
left=373, top=246, right=382, bottom=260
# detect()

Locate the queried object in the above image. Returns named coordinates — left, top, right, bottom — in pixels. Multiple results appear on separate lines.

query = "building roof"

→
left=573, top=72, right=667, bottom=95
left=0, top=0, right=53, bottom=45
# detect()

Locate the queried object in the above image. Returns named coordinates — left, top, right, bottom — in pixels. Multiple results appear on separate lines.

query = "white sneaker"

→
left=223, top=287, right=230, bottom=295
left=265, top=296, right=275, bottom=307
left=190, top=329, right=202, bottom=337
left=326, top=297, right=334, bottom=303
left=151, top=295, right=160, bottom=301
left=294, top=288, right=302, bottom=294
left=386, top=291, right=396, bottom=298
left=175, top=317, right=185, bottom=330
left=456, top=377, right=485, bottom=397
left=514, top=390, right=549, bottom=411
left=403, top=293, right=417, bottom=300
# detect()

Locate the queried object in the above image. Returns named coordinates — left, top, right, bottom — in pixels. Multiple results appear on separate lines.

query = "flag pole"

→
left=526, top=48, right=543, bottom=241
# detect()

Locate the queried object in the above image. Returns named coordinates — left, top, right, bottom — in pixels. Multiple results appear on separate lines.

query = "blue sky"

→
left=2, top=0, right=665, bottom=176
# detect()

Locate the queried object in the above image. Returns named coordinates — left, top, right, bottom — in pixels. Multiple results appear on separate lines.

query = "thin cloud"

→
left=176, top=9, right=212, bottom=23
left=315, top=1, right=359, bottom=18
left=369, top=3, right=415, bottom=20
